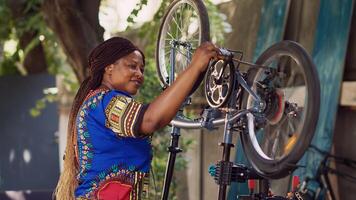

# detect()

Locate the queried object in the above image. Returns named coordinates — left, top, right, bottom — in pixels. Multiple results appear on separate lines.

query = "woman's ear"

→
left=104, top=64, right=113, bottom=75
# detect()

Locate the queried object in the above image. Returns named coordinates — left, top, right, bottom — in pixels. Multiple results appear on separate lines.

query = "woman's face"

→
left=105, top=50, right=145, bottom=95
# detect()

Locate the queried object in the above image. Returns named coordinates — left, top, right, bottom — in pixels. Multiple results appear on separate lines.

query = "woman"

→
left=54, top=37, right=218, bottom=200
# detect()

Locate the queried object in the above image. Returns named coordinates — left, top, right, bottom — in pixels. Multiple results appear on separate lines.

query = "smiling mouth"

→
left=132, top=80, right=142, bottom=87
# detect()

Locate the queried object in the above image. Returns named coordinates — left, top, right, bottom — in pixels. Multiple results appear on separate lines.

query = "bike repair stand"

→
left=161, top=100, right=192, bottom=200
left=211, top=113, right=271, bottom=200
left=161, top=124, right=182, bottom=200
left=211, top=137, right=270, bottom=200
left=217, top=111, right=235, bottom=200
left=210, top=79, right=269, bottom=200
left=161, top=40, right=191, bottom=200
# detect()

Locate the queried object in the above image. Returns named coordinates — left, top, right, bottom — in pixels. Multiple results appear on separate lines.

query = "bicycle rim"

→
left=241, top=41, right=320, bottom=178
left=156, top=0, right=210, bottom=89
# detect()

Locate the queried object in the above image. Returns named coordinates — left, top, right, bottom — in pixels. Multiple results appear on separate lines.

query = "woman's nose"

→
left=135, top=68, right=143, bottom=77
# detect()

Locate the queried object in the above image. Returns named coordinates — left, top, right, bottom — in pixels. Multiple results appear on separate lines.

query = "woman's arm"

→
left=140, top=42, right=218, bottom=134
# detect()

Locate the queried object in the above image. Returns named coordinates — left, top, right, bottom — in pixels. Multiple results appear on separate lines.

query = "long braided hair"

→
left=54, top=37, right=144, bottom=200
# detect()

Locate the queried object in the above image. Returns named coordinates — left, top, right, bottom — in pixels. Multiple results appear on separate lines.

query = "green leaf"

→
left=36, top=99, right=46, bottom=109
left=29, top=108, right=40, bottom=117
left=127, top=17, right=134, bottom=23
left=132, top=9, right=139, bottom=16
left=141, top=0, right=148, bottom=5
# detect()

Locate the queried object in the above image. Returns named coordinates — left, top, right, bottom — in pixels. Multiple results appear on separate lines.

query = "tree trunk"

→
left=41, top=0, right=104, bottom=82
left=7, top=0, right=48, bottom=74
left=20, top=31, right=48, bottom=74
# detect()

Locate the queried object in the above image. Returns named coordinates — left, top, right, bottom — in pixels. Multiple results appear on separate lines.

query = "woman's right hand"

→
left=140, top=42, right=219, bottom=134
left=190, top=42, right=219, bottom=73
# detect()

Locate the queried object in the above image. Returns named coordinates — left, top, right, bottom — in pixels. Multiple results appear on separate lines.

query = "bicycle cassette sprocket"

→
left=204, top=60, right=235, bottom=108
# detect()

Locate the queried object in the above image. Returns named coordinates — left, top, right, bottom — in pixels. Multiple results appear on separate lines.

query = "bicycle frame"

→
left=169, top=48, right=267, bottom=129
left=161, top=41, right=268, bottom=200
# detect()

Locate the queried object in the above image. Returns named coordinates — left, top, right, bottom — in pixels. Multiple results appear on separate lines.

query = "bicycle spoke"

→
left=287, top=109, right=301, bottom=133
left=166, top=31, right=175, bottom=40
left=175, top=47, right=191, bottom=60
left=172, top=17, right=182, bottom=38
left=174, top=11, right=181, bottom=38
left=186, top=5, right=194, bottom=26
left=183, top=6, right=194, bottom=38
left=179, top=5, right=184, bottom=37
left=270, top=129, right=281, bottom=159
left=167, top=22, right=173, bottom=38
left=180, top=4, right=183, bottom=35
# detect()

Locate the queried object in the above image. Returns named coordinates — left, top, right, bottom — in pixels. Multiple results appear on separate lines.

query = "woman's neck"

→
left=100, top=80, right=113, bottom=90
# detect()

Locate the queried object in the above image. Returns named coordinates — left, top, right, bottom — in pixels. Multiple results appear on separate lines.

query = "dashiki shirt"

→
left=74, top=88, right=152, bottom=200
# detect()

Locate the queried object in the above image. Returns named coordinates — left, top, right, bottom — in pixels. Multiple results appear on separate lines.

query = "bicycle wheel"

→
left=156, top=0, right=210, bottom=93
left=240, top=41, right=320, bottom=179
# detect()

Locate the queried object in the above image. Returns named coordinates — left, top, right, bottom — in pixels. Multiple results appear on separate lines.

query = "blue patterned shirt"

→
left=74, top=88, right=152, bottom=199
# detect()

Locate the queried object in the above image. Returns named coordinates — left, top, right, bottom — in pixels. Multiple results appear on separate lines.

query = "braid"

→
left=54, top=77, right=92, bottom=200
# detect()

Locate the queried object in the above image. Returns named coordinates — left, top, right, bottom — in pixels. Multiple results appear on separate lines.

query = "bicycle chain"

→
left=294, top=192, right=304, bottom=200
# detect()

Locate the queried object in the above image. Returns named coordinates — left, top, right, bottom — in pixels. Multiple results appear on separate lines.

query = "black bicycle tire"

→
left=240, top=40, right=320, bottom=179
left=155, top=0, right=210, bottom=94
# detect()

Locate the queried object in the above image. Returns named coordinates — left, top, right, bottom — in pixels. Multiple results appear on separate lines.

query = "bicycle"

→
left=295, top=145, right=356, bottom=200
left=155, top=0, right=321, bottom=199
